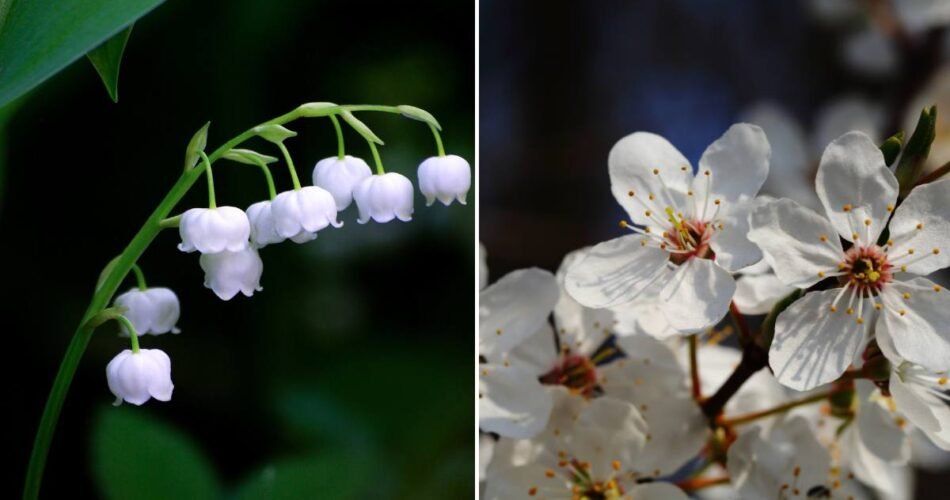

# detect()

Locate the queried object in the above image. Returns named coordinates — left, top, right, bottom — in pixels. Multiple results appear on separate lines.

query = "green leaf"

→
left=296, top=102, right=339, bottom=117
left=397, top=104, right=441, bottom=131
left=234, top=451, right=377, bottom=500
left=86, top=25, right=133, bottom=103
left=879, top=131, right=904, bottom=167
left=340, top=110, right=384, bottom=145
left=761, top=288, right=804, bottom=351
left=253, top=124, right=298, bottom=143
left=894, top=105, right=937, bottom=199
left=222, top=148, right=279, bottom=166
left=0, top=0, right=164, bottom=108
left=184, top=121, right=210, bottom=170
left=92, top=407, right=221, bottom=500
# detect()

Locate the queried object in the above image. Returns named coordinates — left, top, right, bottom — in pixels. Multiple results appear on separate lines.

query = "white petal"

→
left=482, top=463, right=567, bottom=499
left=694, top=123, right=770, bottom=214
left=142, top=349, right=174, bottom=402
left=352, top=173, right=414, bottom=224
left=506, top=323, right=559, bottom=376
left=770, top=288, right=870, bottom=391
left=629, top=483, right=689, bottom=500
left=612, top=301, right=681, bottom=339
left=177, top=207, right=251, bottom=254
left=734, top=272, right=795, bottom=315
left=886, top=178, right=950, bottom=275
left=479, top=363, right=553, bottom=439
left=142, top=287, right=181, bottom=334
left=748, top=198, right=844, bottom=288
left=815, top=131, right=897, bottom=245
left=417, top=155, right=472, bottom=206
left=608, top=132, right=692, bottom=227
left=199, top=247, right=264, bottom=301
left=740, top=103, right=817, bottom=209
left=658, top=258, right=735, bottom=333
left=311, top=155, right=372, bottom=210
left=855, top=380, right=910, bottom=463
left=564, top=235, right=669, bottom=309
left=568, top=397, right=649, bottom=478
left=479, top=268, right=558, bottom=360
left=553, top=249, right=618, bottom=353
left=709, top=200, right=762, bottom=272
left=878, top=278, right=950, bottom=372
left=889, top=370, right=940, bottom=433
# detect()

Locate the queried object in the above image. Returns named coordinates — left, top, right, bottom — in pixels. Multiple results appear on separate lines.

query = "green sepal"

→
left=253, top=124, right=297, bottom=143
left=398, top=104, right=441, bottom=131
left=760, top=288, right=805, bottom=351
left=340, top=110, right=383, bottom=145
left=894, top=105, right=937, bottom=199
left=183, top=121, right=210, bottom=171
left=86, top=25, right=133, bottom=103
left=879, top=131, right=904, bottom=166
left=296, top=102, right=338, bottom=117
left=222, top=148, right=278, bottom=165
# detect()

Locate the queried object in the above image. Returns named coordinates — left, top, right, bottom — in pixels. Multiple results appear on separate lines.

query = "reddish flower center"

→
left=840, top=245, right=892, bottom=294
left=539, top=354, right=598, bottom=395
left=662, top=219, right=712, bottom=265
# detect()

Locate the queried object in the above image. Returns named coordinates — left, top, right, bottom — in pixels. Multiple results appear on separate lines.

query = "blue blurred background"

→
left=3, top=1, right=473, bottom=498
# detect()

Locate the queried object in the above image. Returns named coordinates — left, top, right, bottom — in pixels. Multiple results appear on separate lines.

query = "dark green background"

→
left=3, top=0, right=474, bottom=498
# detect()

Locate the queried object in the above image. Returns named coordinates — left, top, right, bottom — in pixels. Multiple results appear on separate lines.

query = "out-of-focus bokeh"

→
left=481, top=0, right=949, bottom=497
left=3, top=1, right=473, bottom=498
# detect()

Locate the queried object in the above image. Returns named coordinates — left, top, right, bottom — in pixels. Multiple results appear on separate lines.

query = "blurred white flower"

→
left=270, top=187, right=341, bottom=243
left=566, top=124, right=770, bottom=333
left=199, top=247, right=264, bottom=300
left=311, top=155, right=372, bottom=211
left=113, top=287, right=181, bottom=336
left=353, top=172, right=414, bottom=224
left=246, top=200, right=284, bottom=248
left=417, top=154, right=472, bottom=206
left=106, top=349, right=174, bottom=406
left=178, top=207, right=251, bottom=254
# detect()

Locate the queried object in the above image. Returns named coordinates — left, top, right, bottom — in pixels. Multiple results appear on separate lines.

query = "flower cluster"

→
left=105, top=104, right=470, bottom=406
left=480, top=115, right=950, bottom=498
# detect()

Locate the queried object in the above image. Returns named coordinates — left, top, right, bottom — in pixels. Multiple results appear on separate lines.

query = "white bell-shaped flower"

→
left=312, top=155, right=372, bottom=210
left=417, top=154, right=471, bottom=206
left=106, top=349, right=174, bottom=406
left=199, top=247, right=263, bottom=300
left=352, top=172, right=414, bottom=224
left=246, top=200, right=285, bottom=248
left=178, top=207, right=251, bottom=253
left=113, top=287, right=181, bottom=336
left=270, top=187, right=342, bottom=243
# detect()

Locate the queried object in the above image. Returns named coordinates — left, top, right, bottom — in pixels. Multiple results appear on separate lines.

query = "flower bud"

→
left=270, top=187, right=342, bottom=243
left=311, top=155, right=373, bottom=210
left=246, top=200, right=285, bottom=248
left=352, top=172, right=414, bottom=224
left=417, top=154, right=471, bottom=206
left=199, top=247, right=264, bottom=300
left=113, top=287, right=181, bottom=336
left=178, top=207, right=251, bottom=254
left=106, top=349, right=174, bottom=406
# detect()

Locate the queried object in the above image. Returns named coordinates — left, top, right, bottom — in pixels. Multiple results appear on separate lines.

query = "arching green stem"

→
left=116, top=316, right=141, bottom=352
left=250, top=159, right=278, bottom=200
left=329, top=114, right=345, bottom=160
left=429, top=122, right=445, bottom=157
left=130, top=263, right=147, bottom=291
left=200, top=151, right=216, bottom=208
left=276, top=142, right=302, bottom=190
left=367, top=139, right=385, bottom=175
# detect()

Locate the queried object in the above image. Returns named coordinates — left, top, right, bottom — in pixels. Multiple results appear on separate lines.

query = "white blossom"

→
left=566, top=124, right=770, bottom=333
left=417, top=154, right=471, bottom=206
left=270, top=186, right=341, bottom=243
left=311, top=155, right=372, bottom=210
left=246, top=200, right=284, bottom=248
left=106, top=349, right=174, bottom=406
left=199, top=247, right=263, bottom=300
left=178, top=207, right=251, bottom=254
left=352, top=172, right=414, bottom=224
left=113, top=287, right=181, bottom=336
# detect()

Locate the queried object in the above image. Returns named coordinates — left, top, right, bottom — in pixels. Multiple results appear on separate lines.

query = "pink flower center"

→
left=661, top=219, right=713, bottom=265
left=539, top=354, right=598, bottom=396
left=840, top=245, right=892, bottom=295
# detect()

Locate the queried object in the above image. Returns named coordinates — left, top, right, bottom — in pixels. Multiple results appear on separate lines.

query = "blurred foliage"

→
left=5, top=0, right=473, bottom=498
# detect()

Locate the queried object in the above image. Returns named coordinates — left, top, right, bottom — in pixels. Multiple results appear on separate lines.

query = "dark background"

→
left=3, top=0, right=474, bottom=498
left=480, top=0, right=948, bottom=497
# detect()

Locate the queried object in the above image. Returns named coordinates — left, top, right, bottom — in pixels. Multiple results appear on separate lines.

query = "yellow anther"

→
left=887, top=239, right=894, bottom=246
left=648, top=193, right=655, bottom=201
left=687, top=190, right=694, bottom=196
left=874, top=304, right=882, bottom=310
left=908, top=248, right=915, bottom=254
left=830, top=305, right=838, bottom=312
left=704, top=170, right=711, bottom=176
left=864, top=219, right=871, bottom=226
left=901, top=265, right=907, bottom=272
left=934, top=248, right=941, bottom=255
left=838, top=263, right=847, bottom=270
left=903, top=292, right=911, bottom=300
left=619, top=220, right=628, bottom=228
left=818, top=271, right=826, bottom=278
left=545, top=469, right=555, bottom=478
left=846, top=307, right=854, bottom=315
left=899, top=309, right=907, bottom=316
left=628, top=190, right=634, bottom=197
left=856, top=317, right=864, bottom=324
left=496, top=329, right=502, bottom=335
left=714, top=199, right=721, bottom=205
left=680, top=165, right=688, bottom=171
left=640, top=240, right=647, bottom=247
left=842, top=204, right=852, bottom=212
left=612, top=460, right=621, bottom=471
left=917, top=223, right=924, bottom=230
left=852, top=233, right=859, bottom=240
left=934, top=285, right=942, bottom=292
left=939, top=377, right=948, bottom=385
left=652, top=168, right=659, bottom=175
left=886, top=204, right=894, bottom=212
left=643, top=226, right=651, bottom=233
left=645, top=210, right=652, bottom=217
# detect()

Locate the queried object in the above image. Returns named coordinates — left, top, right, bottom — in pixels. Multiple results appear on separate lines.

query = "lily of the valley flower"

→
left=352, top=172, right=414, bottom=224
left=566, top=124, right=770, bottom=333
left=270, top=186, right=342, bottom=243
left=311, top=155, right=372, bottom=210
left=199, top=247, right=263, bottom=300
left=417, top=154, right=472, bottom=206
left=113, top=287, right=181, bottom=336
left=749, top=131, right=950, bottom=390
left=178, top=207, right=251, bottom=254
left=106, top=349, right=174, bottom=406
left=246, top=200, right=284, bottom=248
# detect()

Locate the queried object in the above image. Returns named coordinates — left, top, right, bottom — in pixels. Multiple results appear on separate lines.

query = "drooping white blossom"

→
left=113, top=287, right=181, bottom=336
left=246, top=200, right=285, bottom=248
left=106, top=349, right=174, bottom=406
left=566, top=124, right=770, bottom=333
left=311, top=155, right=372, bottom=210
left=749, top=131, right=950, bottom=390
left=270, top=186, right=341, bottom=243
left=199, top=247, right=263, bottom=300
left=417, top=154, right=472, bottom=206
left=178, top=206, right=251, bottom=254
left=352, top=172, right=414, bottom=224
